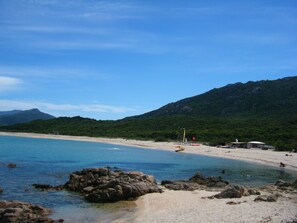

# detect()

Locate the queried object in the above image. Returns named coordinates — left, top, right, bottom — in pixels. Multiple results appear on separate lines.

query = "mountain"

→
left=134, top=76, right=297, bottom=118
left=1, top=77, right=297, bottom=151
left=0, top=109, right=55, bottom=126
left=0, top=110, right=22, bottom=116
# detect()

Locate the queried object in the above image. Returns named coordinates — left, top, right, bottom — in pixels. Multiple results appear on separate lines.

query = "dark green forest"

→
left=1, top=77, right=297, bottom=151
left=1, top=114, right=296, bottom=151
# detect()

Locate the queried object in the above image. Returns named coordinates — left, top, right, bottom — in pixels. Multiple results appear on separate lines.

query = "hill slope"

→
left=0, top=109, right=55, bottom=126
left=135, top=76, right=297, bottom=118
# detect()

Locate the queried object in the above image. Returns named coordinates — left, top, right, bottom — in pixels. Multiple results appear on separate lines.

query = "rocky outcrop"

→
left=189, top=172, right=229, bottom=187
left=64, top=167, right=161, bottom=203
left=213, top=186, right=244, bottom=199
left=211, top=186, right=261, bottom=199
left=0, top=200, right=62, bottom=223
left=160, top=180, right=204, bottom=191
left=32, top=184, right=64, bottom=191
left=161, top=172, right=229, bottom=191
left=275, top=180, right=292, bottom=187
left=274, top=179, right=297, bottom=191
left=254, top=195, right=278, bottom=202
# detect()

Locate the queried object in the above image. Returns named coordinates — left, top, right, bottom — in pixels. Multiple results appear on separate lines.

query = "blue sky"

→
left=0, top=0, right=296, bottom=120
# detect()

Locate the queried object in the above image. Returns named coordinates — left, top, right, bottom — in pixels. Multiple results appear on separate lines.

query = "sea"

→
left=1, top=136, right=296, bottom=222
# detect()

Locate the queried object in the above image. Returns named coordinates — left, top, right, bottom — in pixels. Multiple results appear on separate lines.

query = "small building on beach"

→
left=247, top=141, right=265, bottom=149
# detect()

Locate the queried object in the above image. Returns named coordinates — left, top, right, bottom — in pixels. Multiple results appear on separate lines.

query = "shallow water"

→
left=0, top=136, right=296, bottom=222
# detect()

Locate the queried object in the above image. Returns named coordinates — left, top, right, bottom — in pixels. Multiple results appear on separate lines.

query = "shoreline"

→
left=1, top=131, right=296, bottom=171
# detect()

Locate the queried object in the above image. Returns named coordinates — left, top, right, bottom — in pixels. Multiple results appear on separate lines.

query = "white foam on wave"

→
left=107, top=147, right=121, bottom=151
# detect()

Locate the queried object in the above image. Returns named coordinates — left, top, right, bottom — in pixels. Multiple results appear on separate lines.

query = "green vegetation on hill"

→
left=134, top=76, right=297, bottom=118
left=1, top=114, right=296, bottom=151
left=1, top=77, right=297, bottom=151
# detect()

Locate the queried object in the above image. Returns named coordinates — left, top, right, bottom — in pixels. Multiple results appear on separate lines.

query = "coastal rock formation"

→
left=64, top=167, right=161, bottom=203
left=213, top=186, right=244, bottom=199
left=161, top=172, right=229, bottom=191
left=32, top=184, right=64, bottom=191
left=275, top=180, right=292, bottom=187
left=211, top=186, right=261, bottom=199
left=0, top=200, right=61, bottom=223
left=254, top=195, right=278, bottom=202
left=274, top=179, right=297, bottom=191
left=189, top=172, right=229, bottom=187
left=160, top=180, right=204, bottom=191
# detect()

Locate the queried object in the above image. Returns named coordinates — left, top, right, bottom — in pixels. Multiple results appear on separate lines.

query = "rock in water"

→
left=32, top=184, right=64, bottom=191
left=7, top=163, right=16, bottom=168
left=0, top=188, right=3, bottom=194
left=0, top=200, right=59, bottom=223
left=64, top=168, right=161, bottom=203
left=189, top=172, right=229, bottom=187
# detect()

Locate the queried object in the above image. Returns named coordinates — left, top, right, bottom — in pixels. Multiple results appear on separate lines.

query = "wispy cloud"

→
left=214, top=32, right=291, bottom=45
left=0, top=65, right=110, bottom=80
left=0, top=99, right=136, bottom=116
left=0, top=0, right=172, bottom=54
left=0, top=76, right=22, bottom=92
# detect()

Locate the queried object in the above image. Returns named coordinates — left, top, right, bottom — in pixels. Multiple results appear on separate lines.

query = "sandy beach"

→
left=123, top=188, right=297, bottom=223
left=1, top=131, right=297, bottom=223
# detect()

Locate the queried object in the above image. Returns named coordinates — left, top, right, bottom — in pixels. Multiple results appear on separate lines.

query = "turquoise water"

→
left=1, top=136, right=296, bottom=222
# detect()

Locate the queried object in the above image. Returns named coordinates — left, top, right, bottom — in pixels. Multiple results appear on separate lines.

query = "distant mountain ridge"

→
left=0, top=110, right=22, bottom=116
left=135, top=76, right=297, bottom=118
left=0, top=109, right=55, bottom=126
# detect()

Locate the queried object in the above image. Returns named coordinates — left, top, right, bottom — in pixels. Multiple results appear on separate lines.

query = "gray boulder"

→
left=64, top=168, right=161, bottom=203
left=161, top=180, right=204, bottom=191
left=213, top=186, right=244, bottom=199
left=189, top=173, right=229, bottom=187
left=254, top=195, right=278, bottom=202
left=212, top=186, right=261, bottom=199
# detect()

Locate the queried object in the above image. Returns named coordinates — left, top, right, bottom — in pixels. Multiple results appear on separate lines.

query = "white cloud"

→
left=0, top=76, right=22, bottom=92
left=0, top=100, right=135, bottom=115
